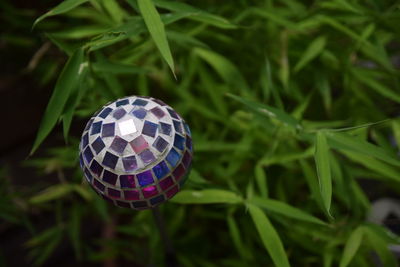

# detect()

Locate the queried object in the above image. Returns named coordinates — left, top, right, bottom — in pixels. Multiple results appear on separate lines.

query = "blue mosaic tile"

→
left=184, top=122, right=191, bottom=136
left=116, top=99, right=129, bottom=107
left=186, top=137, right=192, bottom=151
left=153, top=136, right=168, bottom=152
left=173, top=134, right=185, bottom=150
left=90, top=160, right=103, bottom=177
left=131, top=108, right=147, bottom=119
left=152, top=161, right=170, bottom=179
left=84, top=118, right=94, bottom=131
left=142, top=120, right=158, bottom=137
left=91, top=121, right=102, bottom=135
left=120, top=175, right=136, bottom=188
left=132, top=99, right=148, bottom=106
left=102, top=123, right=115, bottom=138
left=166, top=148, right=180, bottom=168
left=150, top=195, right=165, bottom=205
left=99, top=107, right=113, bottom=119
left=102, top=152, right=118, bottom=169
left=159, top=122, right=172, bottom=136
left=82, top=132, right=89, bottom=148
left=167, top=108, right=179, bottom=119
left=113, top=108, right=127, bottom=120
left=102, top=169, right=118, bottom=185
left=91, top=136, right=105, bottom=154
left=84, top=168, right=93, bottom=182
left=139, top=149, right=156, bottom=165
left=79, top=153, right=84, bottom=169
left=83, top=147, right=94, bottom=164
left=132, top=201, right=147, bottom=208
left=93, top=179, right=105, bottom=192
left=137, top=170, right=154, bottom=186
left=152, top=98, right=166, bottom=106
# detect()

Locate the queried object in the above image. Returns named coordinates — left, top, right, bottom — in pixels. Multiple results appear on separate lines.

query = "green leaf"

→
left=339, top=226, right=364, bottom=267
left=326, top=131, right=400, bottom=167
left=153, top=0, right=236, bottom=29
left=248, top=196, right=327, bottom=225
left=227, top=93, right=302, bottom=130
left=364, top=226, right=397, bottom=267
left=138, top=0, right=175, bottom=76
left=171, top=189, right=243, bottom=204
left=29, top=184, right=75, bottom=204
left=314, top=131, right=333, bottom=217
left=92, top=61, right=147, bottom=74
left=227, top=214, right=250, bottom=260
left=33, top=0, right=89, bottom=28
left=31, top=48, right=85, bottom=154
left=294, top=36, right=326, bottom=72
left=248, top=204, right=291, bottom=267
left=254, top=163, right=268, bottom=198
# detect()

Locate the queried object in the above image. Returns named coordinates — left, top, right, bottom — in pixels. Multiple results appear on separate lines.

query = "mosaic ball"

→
left=79, top=96, right=193, bottom=210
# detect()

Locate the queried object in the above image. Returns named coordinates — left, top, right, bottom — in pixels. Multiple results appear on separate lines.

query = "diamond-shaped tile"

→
left=130, top=135, right=148, bottom=153
left=142, top=120, right=158, bottom=137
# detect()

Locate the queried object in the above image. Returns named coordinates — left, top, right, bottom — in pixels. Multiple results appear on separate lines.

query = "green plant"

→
left=22, top=0, right=400, bottom=266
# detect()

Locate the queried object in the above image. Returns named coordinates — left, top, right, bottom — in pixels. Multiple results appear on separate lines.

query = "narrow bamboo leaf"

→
left=62, top=61, right=88, bottom=141
left=31, top=48, right=85, bottom=155
left=248, top=204, right=291, bottom=267
left=33, top=0, right=89, bottom=28
left=314, top=131, right=333, bottom=217
left=73, top=185, right=93, bottom=201
left=98, top=0, right=125, bottom=24
left=248, top=196, right=327, bottom=225
left=294, top=36, right=326, bottom=72
left=92, top=61, right=148, bottom=74
left=339, top=226, right=364, bottom=267
left=68, top=205, right=82, bottom=260
left=171, top=189, right=243, bottom=204
left=29, top=184, right=75, bottom=204
left=227, top=93, right=302, bottom=130
left=153, top=0, right=236, bottom=29
left=254, top=164, right=268, bottom=198
left=194, top=48, right=250, bottom=93
left=352, top=69, right=400, bottom=103
left=364, top=227, right=397, bottom=266
left=138, top=0, right=175, bottom=76
left=227, top=215, right=249, bottom=260
left=326, top=131, right=400, bottom=167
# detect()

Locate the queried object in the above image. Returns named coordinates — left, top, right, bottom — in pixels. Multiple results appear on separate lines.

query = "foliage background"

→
left=1, top=0, right=400, bottom=266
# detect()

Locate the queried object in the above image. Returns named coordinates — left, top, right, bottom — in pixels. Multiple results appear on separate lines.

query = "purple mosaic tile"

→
left=79, top=153, right=84, bottom=169
left=120, top=175, right=136, bottom=188
left=167, top=108, right=179, bottom=119
left=173, top=134, right=185, bottom=150
left=132, top=99, right=148, bottom=106
left=102, top=122, right=115, bottom=137
left=182, top=151, right=192, bottom=169
left=132, top=201, right=147, bottom=209
left=159, top=176, right=174, bottom=190
left=183, top=122, right=191, bottom=136
left=108, top=188, right=121, bottom=199
left=110, top=136, right=128, bottom=154
left=90, top=160, right=103, bottom=177
left=159, top=122, right=172, bottom=136
left=137, top=170, right=154, bottom=186
left=150, top=195, right=165, bottom=205
left=139, top=149, right=156, bottom=165
left=102, top=194, right=114, bottom=203
left=116, top=201, right=131, bottom=208
left=186, top=137, right=192, bottom=151
left=166, top=185, right=179, bottom=198
left=84, top=168, right=93, bottom=183
left=122, top=156, right=137, bottom=172
left=142, top=185, right=158, bottom=198
left=142, top=120, right=158, bottom=137
left=152, top=98, right=166, bottom=106
left=130, top=135, right=148, bottom=153
left=99, top=107, right=113, bottom=119
left=113, top=108, right=127, bottom=120
left=83, top=146, right=94, bottom=164
left=173, top=164, right=186, bottom=181
left=102, top=169, right=118, bottom=185
left=153, top=136, right=168, bottom=152
left=93, top=179, right=105, bottom=192
left=173, top=120, right=183, bottom=134
left=116, top=99, right=129, bottom=107
left=131, top=108, right=147, bottom=119
left=102, top=152, right=118, bottom=169
left=152, top=161, right=170, bottom=179
left=91, top=121, right=102, bottom=135
left=91, top=136, right=105, bottom=154
left=150, top=106, right=165, bottom=118
left=124, top=190, right=140, bottom=200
